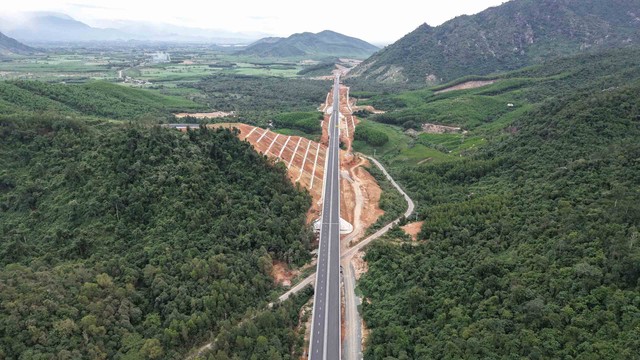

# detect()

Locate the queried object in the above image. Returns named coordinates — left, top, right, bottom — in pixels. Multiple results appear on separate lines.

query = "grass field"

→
left=273, top=128, right=320, bottom=141
left=0, top=53, right=131, bottom=82
left=0, top=80, right=205, bottom=119
left=352, top=119, right=458, bottom=166
left=351, top=69, right=579, bottom=168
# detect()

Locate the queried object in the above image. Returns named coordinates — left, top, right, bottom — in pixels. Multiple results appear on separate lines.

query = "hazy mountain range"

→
left=350, top=0, right=640, bottom=84
left=0, top=12, right=267, bottom=44
left=241, top=30, right=379, bottom=59
left=0, top=31, right=36, bottom=55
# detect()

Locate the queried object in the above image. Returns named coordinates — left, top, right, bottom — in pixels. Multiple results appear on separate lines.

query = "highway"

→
left=308, top=75, right=342, bottom=360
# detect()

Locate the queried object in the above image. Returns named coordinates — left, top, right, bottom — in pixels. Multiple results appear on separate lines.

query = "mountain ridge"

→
left=350, top=0, right=640, bottom=84
left=0, top=31, right=35, bottom=55
left=0, top=12, right=264, bottom=44
left=241, top=30, right=379, bottom=59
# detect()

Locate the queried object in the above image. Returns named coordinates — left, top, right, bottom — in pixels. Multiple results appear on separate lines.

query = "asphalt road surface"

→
left=308, top=76, right=342, bottom=360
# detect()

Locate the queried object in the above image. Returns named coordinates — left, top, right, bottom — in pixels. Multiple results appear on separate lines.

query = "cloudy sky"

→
left=4, top=0, right=508, bottom=44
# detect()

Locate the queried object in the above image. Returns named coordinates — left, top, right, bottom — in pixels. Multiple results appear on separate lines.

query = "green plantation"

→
left=191, top=74, right=331, bottom=127
left=0, top=80, right=204, bottom=119
left=272, top=111, right=324, bottom=135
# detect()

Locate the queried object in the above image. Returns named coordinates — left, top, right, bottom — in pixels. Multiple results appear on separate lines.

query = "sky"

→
left=3, top=0, right=508, bottom=44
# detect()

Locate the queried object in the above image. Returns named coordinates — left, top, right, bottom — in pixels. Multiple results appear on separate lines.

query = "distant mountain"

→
left=241, top=30, right=379, bottom=59
left=0, top=31, right=35, bottom=55
left=91, top=20, right=266, bottom=44
left=0, top=13, right=263, bottom=44
left=350, top=0, right=640, bottom=84
left=0, top=12, right=131, bottom=43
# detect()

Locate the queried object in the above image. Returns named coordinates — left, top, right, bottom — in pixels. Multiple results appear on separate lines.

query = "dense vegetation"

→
left=190, top=74, right=330, bottom=126
left=352, top=49, right=640, bottom=164
left=297, top=61, right=336, bottom=77
left=199, top=287, right=313, bottom=360
left=357, top=50, right=640, bottom=358
left=0, top=116, right=313, bottom=359
left=363, top=163, right=407, bottom=236
left=354, top=121, right=389, bottom=147
left=272, top=112, right=323, bottom=135
left=240, top=30, right=378, bottom=59
left=349, top=0, right=640, bottom=84
left=0, top=80, right=204, bottom=119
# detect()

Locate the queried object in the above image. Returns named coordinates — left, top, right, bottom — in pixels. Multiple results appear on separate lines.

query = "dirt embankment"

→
left=351, top=250, right=369, bottom=281
left=174, top=111, right=235, bottom=119
left=401, top=221, right=424, bottom=241
left=434, top=80, right=496, bottom=94
left=353, top=163, right=384, bottom=231
left=271, top=261, right=301, bottom=287
left=210, top=123, right=326, bottom=223
left=330, top=85, right=384, bottom=244
left=298, top=297, right=314, bottom=360
left=422, top=123, right=466, bottom=134
left=353, top=105, right=386, bottom=114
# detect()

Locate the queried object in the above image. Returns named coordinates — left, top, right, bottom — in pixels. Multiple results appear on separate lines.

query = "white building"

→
left=150, top=52, right=171, bottom=63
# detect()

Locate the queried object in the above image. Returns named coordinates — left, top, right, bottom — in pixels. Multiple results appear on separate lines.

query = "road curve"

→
left=342, top=155, right=415, bottom=259
left=341, top=154, right=415, bottom=360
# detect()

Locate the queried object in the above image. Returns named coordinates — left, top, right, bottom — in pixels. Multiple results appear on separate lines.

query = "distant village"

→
left=120, top=52, right=171, bottom=86
left=149, top=52, right=171, bottom=63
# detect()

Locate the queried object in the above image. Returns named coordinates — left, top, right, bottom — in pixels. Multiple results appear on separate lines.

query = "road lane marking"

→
left=309, top=77, right=341, bottom=360
left=322, top=85, right=339, bottom=360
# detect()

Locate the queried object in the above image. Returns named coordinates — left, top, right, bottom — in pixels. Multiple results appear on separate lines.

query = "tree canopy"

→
left=0, top=115, right=312, bottom=359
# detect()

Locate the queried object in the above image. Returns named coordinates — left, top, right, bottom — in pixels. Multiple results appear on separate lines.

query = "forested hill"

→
left=0, top=81, right=205, bottom=120
left=0, top=31, right=35, bottom=55
left=357, top=50, right=640, bottom=358
left=0, top=116, right=312, bottom=358
left=241, top=30, right=379, bottom=59
left=349, top=0, right=640, bottom=85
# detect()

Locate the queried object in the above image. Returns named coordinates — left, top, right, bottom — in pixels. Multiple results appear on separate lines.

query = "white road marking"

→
left=296, top=141, right=312, bottom=182
left=309, top=143, right=321, bottom=190
left=243, top=126, right=258, bottom=140
left=278, top=136, right=291, bottom=158
left=322, top=97, right=337, bottom=360
left=266, top=134, right=280, bottom=155
left=256, top=128, right=269, bottom=143
left=288, top=138, right=302, bottom=169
